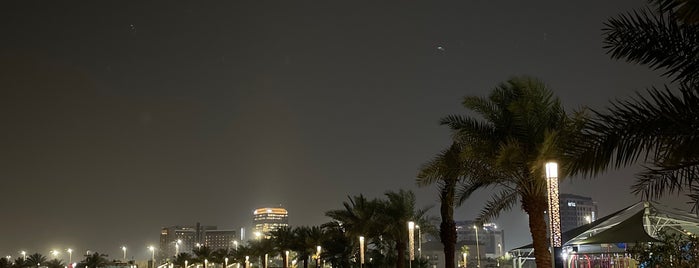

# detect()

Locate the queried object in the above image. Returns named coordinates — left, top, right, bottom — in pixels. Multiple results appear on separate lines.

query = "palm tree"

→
left=249, top=238, right=273, bottom=268
left=269, top=227, right=295, bottom=268
left=0, top=257, right=12, bottom=268
left=377, top=190, right=433, bottom=268
left=211, top=249, right=229, bottom=268
left=12, top=257, right=27, bottom=268
left=319, top=221, right=352, bottom=268
left=192, top=246, right=213, bottom=268
left=25, top=254, right=46, bottom=268
left=230, top=244, right=253, bottom=268
left=173, top=253, right=192, bottom=268
left=441, top=76, right=583, bottom=268
left=76, top=252, right=109, bottom=268
left=417, top=142, right=470, bottom=268
left=568, top=0, right=699, bottom=210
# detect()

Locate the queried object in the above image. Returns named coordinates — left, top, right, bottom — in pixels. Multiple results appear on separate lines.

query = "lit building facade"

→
left=559, top=193, right=598, bottom=232
left=252, top=207, right=289, bottom=236
left=159, top=223, right=236, bottom=261
left=455, top=221, right=505, bottom=258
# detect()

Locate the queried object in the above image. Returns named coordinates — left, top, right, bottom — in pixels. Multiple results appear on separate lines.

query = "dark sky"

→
left=0, top=0, right=686, bottom=261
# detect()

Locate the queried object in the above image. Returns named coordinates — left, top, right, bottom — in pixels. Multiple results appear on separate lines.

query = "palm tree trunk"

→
left=282, top=253, right=288, bottom=268
left=303, top=258, right=308, bottom=268
left=440, top=180, right=457, bottom=268
left=523, top=195, right=552, bottom=268
left=395, top=241, right=406, bottom=268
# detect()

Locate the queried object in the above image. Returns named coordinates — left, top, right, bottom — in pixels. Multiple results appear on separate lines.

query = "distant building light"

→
left=568, top=202, right=576, bottom=207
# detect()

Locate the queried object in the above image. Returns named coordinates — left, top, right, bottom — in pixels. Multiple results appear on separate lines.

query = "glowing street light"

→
left=359, top=236, right=365, bottom=268
left=245, top=256, right=249, bottom=268
left=463, top=252, right=467, bottom=268
left=122, top=246, right=127, bottom=262
left=21, top=251, right=26, bottom=260
left=67, top=249, right=73, bottom=263
left=176, top=240, right=182, bottom=256
left=416, top=225, right=422, bottom=258
left=233, top=241, right=238, bottom=250
left=148, top=246, right=155, bottom=266
left=316, top=246, right=321, bottom=268
left=474, top=225, right=481, bottom=268
left=50, top=250, right=59, bottom=258
left=408, top=221, right=415, bottom=268
left=546, top=161, right=562, bottom=268
left=285, top=251, right=289, bottom=268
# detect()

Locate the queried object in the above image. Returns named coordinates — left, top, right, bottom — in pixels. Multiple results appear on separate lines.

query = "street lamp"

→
left=316, top=246, right=321, bottom=268
left=473, top=225, right=481, bottom=268
left=67, top=249, right=73, bottom=263
left=176, top=240, right=182, bottom=256
left=359, top=236, right=365, bottom=268
left=245, top=256, right=249, bottom=268
left=463, top=252, right=467, bottom=268
left=545, top=161, right=562, bottom=268
left=225, top=257, right=229, bottom=268
left=408, top=221, right=415, bottom=268
left=185, top=260, right=188, bottom=268
left=233, top=241, right=238, bottom=250
left=51, top=250, right=59, bottom=258
left=416, top=225, right=422, bottom=258
left=21, top=251, right=26, bottom=260
left=148, top=246, right=155, bottom=267
left=122, top=246, right=127, bottom=262
left=285, top=251, right=289, bottom=268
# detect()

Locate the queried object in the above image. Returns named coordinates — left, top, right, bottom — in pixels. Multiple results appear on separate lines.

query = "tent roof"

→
left=511, top=201, right=699, bottom=250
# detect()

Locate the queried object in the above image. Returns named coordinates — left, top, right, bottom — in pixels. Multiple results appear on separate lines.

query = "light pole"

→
left=148, top=246, right=155, bottom=267
left=473, top=225, right=481, bottom=268
left=21, top=251, right=26, bottom=260
left=359, top=236, right=365, bottom=268
left=316, top=246, right=321, bottom=268
left=463, top=252, right=467, bottom=268
left=67, top=249, right=73, bottom=263
left=233, top=241, right=238, bottom=251
left=176, top=240, right=182, bottom=256
left=122, top=246, right=127, bottom=262
left=408, top=221, right=415, bottom=268
left=245, top=256, right=249, bottom=268
left=546, top=161, right=563, bottom=268
left=285, top=251, right=289, bottom=268
left=185, top=260, right=188, bottom=268
left=416, top=225, right=422, bottom=259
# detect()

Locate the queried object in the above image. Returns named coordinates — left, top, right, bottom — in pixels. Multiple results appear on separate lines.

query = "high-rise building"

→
left=455, top=221, right=505, bottom=258
left=252, top=207, right=289, bottom=236
left=559, top=193, right=598, bottom=232
left=159, top=223, right=236, bottom=261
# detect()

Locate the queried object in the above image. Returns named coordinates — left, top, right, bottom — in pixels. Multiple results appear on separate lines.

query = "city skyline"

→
left=1, top=0, right=692, bottom=261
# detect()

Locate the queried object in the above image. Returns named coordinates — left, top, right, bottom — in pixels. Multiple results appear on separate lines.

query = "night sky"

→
left=0, top=0, right=687, bottom=261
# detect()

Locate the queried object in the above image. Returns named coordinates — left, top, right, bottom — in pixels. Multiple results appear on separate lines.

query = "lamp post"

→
left=176, top=240, right=182, bottom=256
left=67, top=249, right=73, bottom=263
left=185, top=260, right=188, bottom=268
left=408, top=221, right=415, bottom=268
left=473, top=225, right=481, bottom=268
left=316, top=246, right=321, bottom=268
left=359, top=236, right=365, bottom=268
left=416, top=225, right=422, bottom=259
left=225, top=258, right=229, bottom=268
left=122, top=246, right=127, bottom=262
left=148, top=246, right=155, bottom=267
left=233, top=241, right=238, bottom=251
left=21, top=251, right=26, bottom=260
left=463, top=252, right=467, bottom=268
left=285, top=251, right=289, bottom=268
left=245, top=256, right=249, bottom=268
left=545, top=161, right=563, bottom=268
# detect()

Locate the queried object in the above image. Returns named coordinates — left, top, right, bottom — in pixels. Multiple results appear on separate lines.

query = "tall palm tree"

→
left=230, top=244, right=253, bottom=268
left=192, top=246, right=213, bottom=268
left=441, top=76, right=583, bottom=268
left=12, top=257, right=27, bottom=268
left=0, top=257, right=12, bottom=268
left=269, top=227, right=295, bottom=268
left=76, top=252, right=109, bottom=268
left=417, top=142, right=472, bottom=268
left=173, top=253, right=192, bottom=268
left=568, top=0, right=699, bottom=209
left=211, top=249, right=229, bottom=268
left=25, top=254, right=46, bottom=267
left=319, top=221, right=352, bottom=268
left=377, top=190, right=433, bottom=268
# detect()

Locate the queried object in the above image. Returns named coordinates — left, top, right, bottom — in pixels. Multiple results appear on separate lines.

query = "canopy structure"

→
left=512, top=201, right=699, bottom=250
